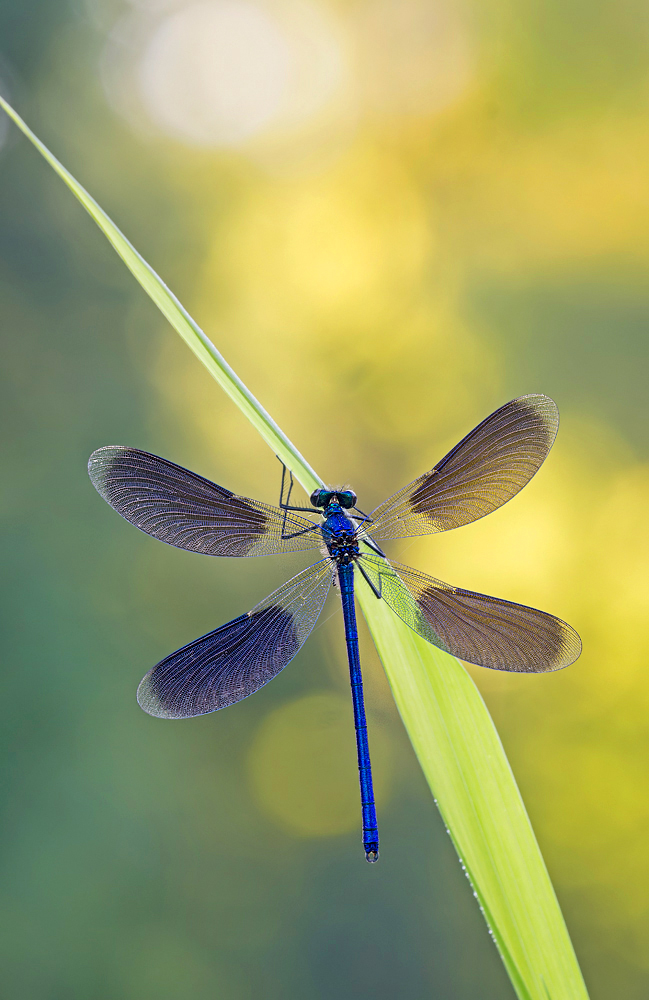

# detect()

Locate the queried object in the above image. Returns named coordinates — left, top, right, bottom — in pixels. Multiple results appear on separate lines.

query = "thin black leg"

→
left=282, top=523, right=322, bottom=541
left=276, top=457, right=322, bottom=515
left=356, top=559, right=382, bottom=599
left=359, top=536, right=386, bottom=558
left=282, top=504, right=323, bottom=513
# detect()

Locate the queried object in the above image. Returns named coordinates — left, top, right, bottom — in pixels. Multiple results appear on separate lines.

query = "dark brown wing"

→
left=137, top=561, right=332, bottom=718
left=358, top=554, right=581, bottom=673
left=368, top=395, right=559, bottom=541
left=88, top=447, right=321, bottom=556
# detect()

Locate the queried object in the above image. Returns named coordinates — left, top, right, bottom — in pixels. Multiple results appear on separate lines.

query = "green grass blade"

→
left=0, top=96, right=589, bottom=1000
left=356, top=580, right=589, bottom=1000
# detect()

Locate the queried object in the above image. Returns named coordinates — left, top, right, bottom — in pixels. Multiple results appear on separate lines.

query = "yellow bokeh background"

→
left=248, top=692, right=394, bottom=837
left=2, top=0, right=649, bottom=996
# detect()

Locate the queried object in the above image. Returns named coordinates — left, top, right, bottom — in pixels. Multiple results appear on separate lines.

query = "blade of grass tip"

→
left=0, top=93, right=321, bottom=495
left=0, top=95, right=589, bottom=1000
left=356, top=573, right=589, bottom=1000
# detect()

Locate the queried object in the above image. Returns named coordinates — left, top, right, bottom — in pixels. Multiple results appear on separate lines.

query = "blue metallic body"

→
left=321, top=503, right=379, bottom=862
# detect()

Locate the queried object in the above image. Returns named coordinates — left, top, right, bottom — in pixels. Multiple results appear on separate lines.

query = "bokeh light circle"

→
left=138, top=0, right=292, bottom=146
left=248, top=693, right=392, bottom=838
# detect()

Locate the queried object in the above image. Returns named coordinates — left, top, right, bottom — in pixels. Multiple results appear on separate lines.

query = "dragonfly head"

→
left=310, top=488, right=357, bottom=511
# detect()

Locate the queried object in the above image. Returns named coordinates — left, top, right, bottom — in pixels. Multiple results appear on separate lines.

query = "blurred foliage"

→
left=1, top=0, right=648, bottom=997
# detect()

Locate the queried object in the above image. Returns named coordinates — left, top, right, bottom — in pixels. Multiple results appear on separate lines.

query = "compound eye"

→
left=338, top=490, right=357, bottom=509
left=310, top=489, right=332, bottom=508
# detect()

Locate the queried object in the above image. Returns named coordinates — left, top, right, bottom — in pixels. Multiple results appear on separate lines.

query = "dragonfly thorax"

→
left=321, top=506, right=360, bottom=565
left=326, top=530, right=360, bottom=566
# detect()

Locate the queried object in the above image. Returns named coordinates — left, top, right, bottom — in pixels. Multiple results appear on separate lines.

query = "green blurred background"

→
left=1, top=0, right=648, bottom=996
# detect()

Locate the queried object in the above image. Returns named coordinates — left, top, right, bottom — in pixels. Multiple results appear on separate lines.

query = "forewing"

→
left=359, top=554, right=581, bottom=672
left=137, top=560, right=333, bottom=718
left=88, top=447, right=321, bottom=556
left=368, top=395, right=559, bottom=540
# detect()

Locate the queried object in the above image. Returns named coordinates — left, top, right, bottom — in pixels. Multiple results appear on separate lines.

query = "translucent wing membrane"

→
left=358, top=554, right=581, bottom=672
left=88, top=447, right=321, bottom=556
left=368, top=395, right=559, bottom=541
left=138, top=560, right=333, bottom=718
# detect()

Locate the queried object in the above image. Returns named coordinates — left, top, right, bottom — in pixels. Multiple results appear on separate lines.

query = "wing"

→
left=137, top=560, right=333, bottom=718
left=368, top=395, right=559, bottom=541
left=88, top=447, right=322, bottom=556
left=358, top=554, right=581, bottom=673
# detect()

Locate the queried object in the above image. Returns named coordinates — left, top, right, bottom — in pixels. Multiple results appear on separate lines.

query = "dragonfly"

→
left=88, top=394, right=581, bottom=863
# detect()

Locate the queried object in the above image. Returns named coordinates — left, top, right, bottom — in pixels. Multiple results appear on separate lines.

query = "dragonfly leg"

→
left=274, top=463, right=321, bottom=540
left=356, top=559, right=382, bottom=599
left=359, top=536, right=386, bottom=558
left=278, top=462, right=290, bottom=538
left=276, top=457, right=322, bottom=515
left=281, top=523, right=322, bottom=541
